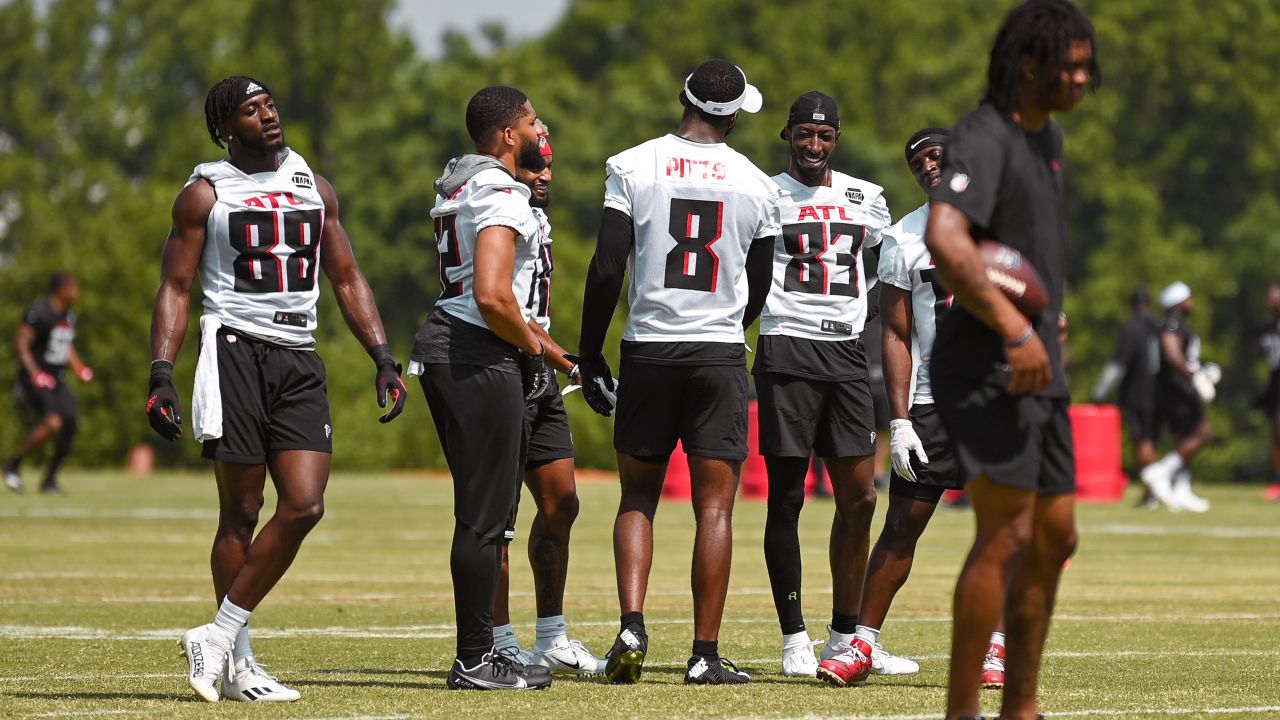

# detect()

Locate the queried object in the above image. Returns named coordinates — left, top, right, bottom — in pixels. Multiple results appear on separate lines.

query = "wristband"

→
left=1003, top=323, right=1034, bottom=349
left=889, top=418, right=913, bottom=433
left=368, top=343, right=396, bottom=369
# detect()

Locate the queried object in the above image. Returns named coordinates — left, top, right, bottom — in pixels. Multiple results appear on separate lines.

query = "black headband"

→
left=904, top=127, right=948, bottom=163
left=231, top=77, right=271, bottom=106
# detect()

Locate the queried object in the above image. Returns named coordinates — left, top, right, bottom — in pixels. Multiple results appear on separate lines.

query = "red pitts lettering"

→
left=796, top=205, right=859, bottom=222
left=243, top=192, right=307, bottom=209
left=665, top=157, right=727, bottom=181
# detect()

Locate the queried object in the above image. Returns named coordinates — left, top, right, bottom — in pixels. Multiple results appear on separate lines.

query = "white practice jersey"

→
left=604, top=134, right=782, bottom=343
left=525, top=207, right=554, bottom=332
left=192, top=149, right=325, bottom=347
left=760, top=171, right=891, bottom=340
left=431, top=168, right=541, bottom=330
left=878, top=202, right=950, bottom=406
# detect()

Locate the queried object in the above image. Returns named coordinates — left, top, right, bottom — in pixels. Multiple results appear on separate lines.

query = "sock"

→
left=782, top=629, right=812, bottom=650
left=827, top=626, right=856, bottom=649
left=4, top=456, right=19, bottom=473
left=212, top=597, right=251, bottom=645
left=764, top=455, right=809, bottom=635
left=692, top=639, right=718, bottom=659
left=620, top=611, right=645, bottom=634
left=1161, top=451, right=1184, bottom=474
left=233, top=623, right=254, bottom=662
left=855, top=624, right=881, bottom=646
left=533, top=614, right=567, bottom=650
left=492, top=622, right=520, bottom=651
left=989, top=631, right=1006, bottom=648
left=831, top=611, right=858, bottom=635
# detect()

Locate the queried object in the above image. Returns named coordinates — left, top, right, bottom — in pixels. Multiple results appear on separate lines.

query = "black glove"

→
left=145, top=360, right=183, bottom=441
left=566, top=352, right=616, bottom=417
left=520, top=344, right=550, bottom=403
left=370, top=345, right=407, bottom=424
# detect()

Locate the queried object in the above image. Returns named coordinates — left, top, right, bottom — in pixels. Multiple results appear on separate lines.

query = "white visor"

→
left=683, top=66, right=763, bottom=116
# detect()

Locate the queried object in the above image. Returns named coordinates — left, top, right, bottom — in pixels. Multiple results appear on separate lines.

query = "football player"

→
left=1257, top=284, right=1280, bottom=502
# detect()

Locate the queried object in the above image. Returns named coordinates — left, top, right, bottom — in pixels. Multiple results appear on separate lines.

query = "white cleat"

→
left=178, top=624, right=232, bottom=703
left=4, top=469, right=23, bottom=494
left=222, top=656, right=301, bottom=702
left=494, top=643, right=536, bottom=666
left=530, top=637, right=606, bottom=674
left=1140, top=460, right=1178, bottom=508
left=1172, top=469, right=1209, bottom=513
left=781, top=639, right=820, bottom=677
left=870, top=643, right=920, bottom=675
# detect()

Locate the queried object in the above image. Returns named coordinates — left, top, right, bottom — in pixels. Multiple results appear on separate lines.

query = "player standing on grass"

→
left=5, top=273, right=92, bottom=496
left=410, top=86, right=553, bottom=691
left=1257, top=284, right=1280, bottom=502
left=489, top=129, right=606, bottom=675
left=147, top=76, right=408, bottom=703
left=577, top=59, right=781, bottom=686
left=740, top=91, right=897, bottom=682
left=921, top=2, right=1099, bottom=718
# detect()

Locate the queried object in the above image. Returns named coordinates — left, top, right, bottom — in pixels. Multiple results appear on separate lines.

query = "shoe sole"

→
left=816, top=666, right=867, bottom=687
left=606, top=649, right=645, bottom=684
left=982, top=681, right=1005, bottom=690
left=176, top=637, right=221, bottom=703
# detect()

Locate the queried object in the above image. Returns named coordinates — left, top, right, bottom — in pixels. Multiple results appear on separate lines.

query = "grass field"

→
left=2, top=470, right=1278, bottom=719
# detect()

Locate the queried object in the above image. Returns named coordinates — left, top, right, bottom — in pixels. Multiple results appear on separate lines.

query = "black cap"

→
left=904, top=127, right=948, bottom=163
left=782, top=91, right=840, bottom=139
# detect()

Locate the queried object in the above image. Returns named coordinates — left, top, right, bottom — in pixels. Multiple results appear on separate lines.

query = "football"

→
left=978, top=240, right=1049, bottom=316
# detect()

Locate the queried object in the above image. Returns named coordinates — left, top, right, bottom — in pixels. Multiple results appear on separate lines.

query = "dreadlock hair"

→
left=681, top=59, right=744, bottom=129
left=983, top=0, right=1101, bottom=114
left=204, top=76, right=268, bottom=149
left=465, top=86, right=531, bottom=144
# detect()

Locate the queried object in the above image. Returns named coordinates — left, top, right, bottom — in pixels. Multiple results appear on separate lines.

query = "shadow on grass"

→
left=8, top=691, right=192, bottom=702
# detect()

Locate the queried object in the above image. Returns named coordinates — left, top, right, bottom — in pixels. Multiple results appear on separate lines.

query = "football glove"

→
left=889, top=418, right=928, bottom=482
left=370, top=345, right=407, bottom=424
left=520, top=344, right=550, bottom=403
left=76, top=366, right=94, bottom=383
left=566, top=352, right=616, bottom=417
left=1192, top=362, right=1221, bottom=403
left=145, top=360, right=183, bottom=441
left=32, top=370, right=56, bottom=390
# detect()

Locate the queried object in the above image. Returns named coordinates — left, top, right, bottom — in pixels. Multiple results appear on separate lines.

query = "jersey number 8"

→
left=664, top=198, right=723, bottom=293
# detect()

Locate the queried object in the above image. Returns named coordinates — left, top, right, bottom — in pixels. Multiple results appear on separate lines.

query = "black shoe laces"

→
left=488, top=652, right=518, bottom=678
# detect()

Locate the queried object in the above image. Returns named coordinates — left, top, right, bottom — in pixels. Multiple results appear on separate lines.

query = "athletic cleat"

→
left=1139, top=459, right=1178, bottom=508
left=531, top=637, right=606, bottom=674
left=684, top=655, right=751, bottom=685
left=4, top=468, right=23, bottom=494
left=604, top=628, right=647, bottom=684
left=1171, top=470, right=1209, bottom=513
left=493, top=642, right=536, bottom=666
left=446, top=652, right=552, bottom=690
left=870, top=643, right=920, bottom=675
left=222, top=656, right=301, bottom=702
left=781, top=639, right=820, bottom=677
left=816, top=637, right=873, bottom=687
left=981, top=642, right=1006, bottom=689
left=819, top=627, right=851, bottom=661
left=39, top=482, right=64, bottom=496
left=178, top=624, right=233, bottom=703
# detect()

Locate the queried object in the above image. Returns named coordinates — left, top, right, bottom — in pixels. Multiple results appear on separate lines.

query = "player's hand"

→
left=567, top=352, right=616, bottom=417
left=1003, top=326, right=1050, bottom=395
left=371, top=345, right=407, bottom=424
left=889, top=418, right=928, bottom=482
left=76, top=366, right=94, bottom=383
left=520, top=344, right=550, bottom=403
left=1192, top=363, right=1220, bottom=403
left=32, top=370, right=57, bottom=389
left=145, top=360, right=183, bottom=441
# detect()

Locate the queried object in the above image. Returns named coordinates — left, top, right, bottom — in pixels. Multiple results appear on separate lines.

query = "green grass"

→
left=2, top=470, right=1279, bottom=719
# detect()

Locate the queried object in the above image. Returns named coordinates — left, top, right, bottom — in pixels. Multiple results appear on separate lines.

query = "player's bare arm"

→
left=15, top=323, right=40, bottom=379
left=880, top=284, right=914, bottom=419
left=925, top=202, right=1049, bottom=394
left=315, top=175, right=406, bottom=422
left=530, top=322, right=574, bottom=375
left=150, top=179, right=215, bottom=364
left=1160, top=329, right=1193, bottom=380
left=473, top=225, right=542, bottom=356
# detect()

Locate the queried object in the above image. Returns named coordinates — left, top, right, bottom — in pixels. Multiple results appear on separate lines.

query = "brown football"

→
left=978, top=240, right=1048, bottom=317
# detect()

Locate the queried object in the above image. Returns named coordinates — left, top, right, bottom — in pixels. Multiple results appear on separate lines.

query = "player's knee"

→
left=42, top=414, right=64, bottom=433
left=837, top=484, right=878, bottom=522
left=544, top=492, right=580, bottom=528
left=283, top=497, right=325, bottom=529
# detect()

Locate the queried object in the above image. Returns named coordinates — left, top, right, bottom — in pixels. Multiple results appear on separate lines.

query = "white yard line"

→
left=741, top=707, right=1280, bottom=720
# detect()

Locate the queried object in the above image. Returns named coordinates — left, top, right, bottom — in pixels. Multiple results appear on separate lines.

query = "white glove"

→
left=1192, top=362, right=1221, bottom=403
left=889, top=418, right=929, bottom=482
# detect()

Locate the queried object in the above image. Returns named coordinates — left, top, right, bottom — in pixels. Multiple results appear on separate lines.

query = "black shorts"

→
left=888, top=403, right=964, bottom=502
left=615, top=359, right=749, bottom=462
left=932, top=377, right=1075, bottom=496
left=201, top=330, right=331, bottom=464
left=1159, top=390, right=1205, bottom=439
left=419, top=363, right=525, bottom=543
left=16, top=372, right=77, bottom=421
left=870, top=372, right=890, bottom=431
left=756, top=372, right=876, bottom=458
left=1123, top=405, right=1157, bottom=444
left=525, top=372, right=574, bottom=467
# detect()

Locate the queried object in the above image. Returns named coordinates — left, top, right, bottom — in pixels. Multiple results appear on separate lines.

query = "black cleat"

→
left=445, top=652, right=552, bottom=691
left=604, top=628, right=647, bottom=684
left=39, top=482, right=65, bottom=496
left=684, top=655, right=751, bottom=685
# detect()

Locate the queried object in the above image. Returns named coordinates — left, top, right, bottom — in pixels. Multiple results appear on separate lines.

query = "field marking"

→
left=754, top=707, right=1280, bottom=720
left=0, top=507, right=217, bottom=520
left=1087, top=522, right=1280, bottom=539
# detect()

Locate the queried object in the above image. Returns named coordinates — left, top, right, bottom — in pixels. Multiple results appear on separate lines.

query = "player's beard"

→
left=517, top=137, right=547, bottom=173
left=531, top=189, right=551, bottom=209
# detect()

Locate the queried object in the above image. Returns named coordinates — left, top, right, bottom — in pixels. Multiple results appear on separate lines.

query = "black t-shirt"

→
left=929, top=103, right=1069, bottom=398
left=411, top=307, right=519, bottom=374
left=22, top=298, right=76, bottom=375
left=620, top=340, right=744, bottom=366
left=1112, top=311, right=1161, bottom=410
left=1158, top=312, right=1197, bottom=397
left=1259, top=319, right=1280, bottom=373
left=752, top=335, right=867, bottom=381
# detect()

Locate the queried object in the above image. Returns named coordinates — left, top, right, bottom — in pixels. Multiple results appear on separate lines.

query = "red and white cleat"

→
left=981, top=641, right=1006, bottom=690
left=816, top=637, right=873, bottom=687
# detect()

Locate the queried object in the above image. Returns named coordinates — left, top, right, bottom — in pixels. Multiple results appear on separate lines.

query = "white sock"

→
left=782, top=629, right=812, bottom=649
left=855, top=625, right=881, bottom=646
left=233, top=623, right=254, bottom=662
left=533, top=615, right=567, bottom=649
left=492, top=623, right=520, bottom=650
left=1161, top=452, right=1184, bottom=474
left=211, top=598, right=250, bottom=647
left=828, top=627, right=856, bottom=648
left=989, top=631, right=1006, bottom=648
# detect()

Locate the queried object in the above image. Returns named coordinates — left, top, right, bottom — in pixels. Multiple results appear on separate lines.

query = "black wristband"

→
left=149, top=360, right=174, bottom=382
left=368, top=343, right=396, bottom=369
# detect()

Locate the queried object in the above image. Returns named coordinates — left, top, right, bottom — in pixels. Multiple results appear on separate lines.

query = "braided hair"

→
left=203, top=76, right=270, bottom=149
left=983, top=0, right=1101, bottom=114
